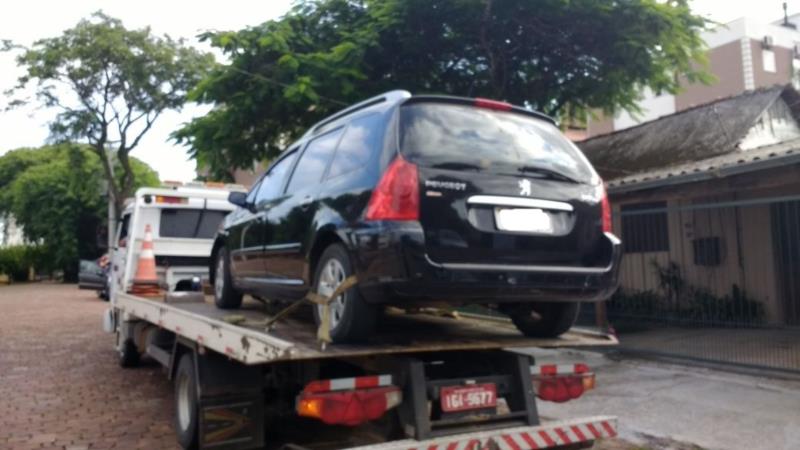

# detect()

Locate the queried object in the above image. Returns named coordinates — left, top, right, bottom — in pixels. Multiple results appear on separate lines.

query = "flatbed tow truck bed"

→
left=115, top=292, right=617, bottom=364
left=110, top=292, right=619, bottom=450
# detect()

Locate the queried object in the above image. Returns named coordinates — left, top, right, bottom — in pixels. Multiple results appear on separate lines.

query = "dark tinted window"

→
left=256, top=151, right=297, bottom=206
left=117, top=214, right=130, bottom=244
left=159, top=209, right=229, bottom=239
left=399, top=103, right=596, bottom=183
left=286, top=129, right=343, bottom=192
left=328, top=114, right=382, bottom=179
left=620, top=202, right=669, bottom=253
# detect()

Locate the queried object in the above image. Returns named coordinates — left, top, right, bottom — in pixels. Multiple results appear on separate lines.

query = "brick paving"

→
left=0, top=283, right=178, bottom=450
left=0, top=283, right=643, bottom=450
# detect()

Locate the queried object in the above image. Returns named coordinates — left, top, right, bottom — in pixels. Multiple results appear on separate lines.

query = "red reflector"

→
left=600, top=182, right=612, bottom=233
left=574, top=363, right=589, bottom=374
left=540, top=365, right=558, bottom=376
left=536, top=378, right=584, bottom=403
left=474, top=97, right=513, bottom=111
left=365, top=157, right=419, bottom=221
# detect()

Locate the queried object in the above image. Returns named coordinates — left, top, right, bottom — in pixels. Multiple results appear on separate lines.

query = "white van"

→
left=109, top=182, right=244, bottom=300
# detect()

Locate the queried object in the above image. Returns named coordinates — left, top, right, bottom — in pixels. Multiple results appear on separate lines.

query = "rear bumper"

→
left=351, top=223, right=621, bottom=305
left=345, top=416, right=617, bottom=450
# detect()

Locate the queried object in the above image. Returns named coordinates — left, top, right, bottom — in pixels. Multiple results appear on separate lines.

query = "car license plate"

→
left=440, top=383, right=497, bottom=412
left=495, top=207, right=554, bottom=233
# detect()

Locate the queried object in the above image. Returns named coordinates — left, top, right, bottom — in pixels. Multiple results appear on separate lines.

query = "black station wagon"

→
left=210, top=91, right=621, bottom=343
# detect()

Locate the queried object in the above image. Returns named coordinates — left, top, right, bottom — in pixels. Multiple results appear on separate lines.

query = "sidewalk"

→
left=524, top=347, right=800, bottom=450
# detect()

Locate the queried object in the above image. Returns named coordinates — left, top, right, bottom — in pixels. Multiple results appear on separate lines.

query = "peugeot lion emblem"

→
left=518, top=179, right=531, bottom=196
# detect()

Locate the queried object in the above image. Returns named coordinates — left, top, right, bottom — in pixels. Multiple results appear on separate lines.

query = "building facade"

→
left=587, top=15, right=800, bottom=137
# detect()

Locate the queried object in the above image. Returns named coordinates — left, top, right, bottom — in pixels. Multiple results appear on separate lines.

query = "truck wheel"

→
left=119, top=338, right=140, bottom=368
left=214, top=248, right=242, bottom=309
left=312, top=244, right=376, bottom=343
left=175, top=353, right=199, bottom=450
left=508, top=302, right=580, bottom=338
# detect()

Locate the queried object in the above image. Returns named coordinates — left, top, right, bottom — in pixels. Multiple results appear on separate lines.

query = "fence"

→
left=598, top=194, right=800, bottom=374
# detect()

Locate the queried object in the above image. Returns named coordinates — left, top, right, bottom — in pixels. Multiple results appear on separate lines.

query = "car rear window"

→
left=159, top=209, right=228, bottom=239
left=399, top=103, right=596, bottom=183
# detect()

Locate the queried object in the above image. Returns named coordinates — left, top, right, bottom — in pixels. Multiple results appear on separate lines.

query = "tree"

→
left=174, top=0, right=711, bottom=179
left=0, top=144, right=158, bottom=280
left=4, top=12, right=213, bottom=224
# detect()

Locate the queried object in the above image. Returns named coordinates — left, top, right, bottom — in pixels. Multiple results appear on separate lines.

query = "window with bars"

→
left=620, top=201, right=670, bottom=253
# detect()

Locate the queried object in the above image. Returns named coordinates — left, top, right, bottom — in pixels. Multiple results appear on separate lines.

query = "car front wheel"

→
left=507, top=302, right=580, bottom=338
left=312, top=244, right=376, bottom=343
left=214, top=248, right=242, bottom=309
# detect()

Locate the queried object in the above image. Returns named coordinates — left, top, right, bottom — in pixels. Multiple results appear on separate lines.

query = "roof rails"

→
left=304, top=90, right=411, bottom=137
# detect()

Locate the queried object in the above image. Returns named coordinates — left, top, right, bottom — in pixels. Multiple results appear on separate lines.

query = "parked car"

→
left=78, top=258, right=108, bottom=300
left=211, top=90, right=621, bottom=343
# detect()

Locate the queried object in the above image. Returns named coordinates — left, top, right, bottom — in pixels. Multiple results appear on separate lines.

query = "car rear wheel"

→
left=214, top=248, right=242, bottom=309
left=507, top=302, right=580, bottom=338
left=312, top=244, right=376, bottom=343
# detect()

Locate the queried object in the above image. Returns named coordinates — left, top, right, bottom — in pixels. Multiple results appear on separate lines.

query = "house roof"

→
left=580, top=85, right=800, bottom=182
left=606, top=137, right=800, bottom=194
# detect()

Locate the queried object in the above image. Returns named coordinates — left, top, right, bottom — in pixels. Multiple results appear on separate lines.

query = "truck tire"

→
left=119, top=338, right=140, bottom=368
left=214, top=248, right=242, bottom=309
left=508, top=302, right=580, bottom=338
left=175, top=353, right=199, bottom=450
left=312, top=244, right=376, bottom=343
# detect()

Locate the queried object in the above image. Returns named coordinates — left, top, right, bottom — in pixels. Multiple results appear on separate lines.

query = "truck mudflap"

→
left=346, top=416, right=617, bottom=450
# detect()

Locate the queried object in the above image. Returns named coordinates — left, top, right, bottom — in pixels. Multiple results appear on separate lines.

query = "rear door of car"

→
left=264, top=129, right=343, bottom=297
left=399, top=100, right=609, bottom=270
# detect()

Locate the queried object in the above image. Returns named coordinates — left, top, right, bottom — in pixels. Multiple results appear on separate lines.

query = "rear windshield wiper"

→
left=429, top=161, right=484, bottom=171
left=517, top=166, right=580, bottom=183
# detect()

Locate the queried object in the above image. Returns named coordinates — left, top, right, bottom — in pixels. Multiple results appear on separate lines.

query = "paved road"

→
left=0, top=283, right=178, bottom=450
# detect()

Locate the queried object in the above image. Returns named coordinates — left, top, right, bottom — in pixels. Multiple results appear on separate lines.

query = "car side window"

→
left=116, top=214, right=130, bottom=248
left=327, top=113, right=383, bottom=179
left=246, top=178, right=263, bottom=204
left=255, top=151, right=298, bottom=207
left=285, top=128, right=343, bottom=194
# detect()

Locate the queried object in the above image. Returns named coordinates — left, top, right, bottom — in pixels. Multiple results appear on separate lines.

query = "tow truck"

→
left=105, top=211, right=619, bottom=450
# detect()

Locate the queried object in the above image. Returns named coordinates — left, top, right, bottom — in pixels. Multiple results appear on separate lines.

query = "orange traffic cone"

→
left=130, top=224, right=161, bottom=297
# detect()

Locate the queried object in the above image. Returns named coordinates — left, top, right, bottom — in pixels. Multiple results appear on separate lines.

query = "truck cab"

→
left=109, top=182, right=244, bottom=299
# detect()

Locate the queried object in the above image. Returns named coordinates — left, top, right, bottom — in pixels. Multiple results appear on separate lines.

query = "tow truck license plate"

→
left=440, top=383, right=497, bottom=412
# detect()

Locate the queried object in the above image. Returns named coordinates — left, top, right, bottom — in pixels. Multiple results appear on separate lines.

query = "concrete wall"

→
left=675, top=40, right=746, bottom=110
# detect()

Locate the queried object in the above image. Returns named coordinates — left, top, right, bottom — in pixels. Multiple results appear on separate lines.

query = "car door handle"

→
left=299, top=195, right=314, bottom=207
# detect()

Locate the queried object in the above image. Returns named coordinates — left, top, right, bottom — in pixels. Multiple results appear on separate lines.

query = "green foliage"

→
left=609, top=262, right=765, bottom=325
left=4, top=11, right=213, bottom=215
left=0, top=144, right=158, bottom=279
left=174, top=0, right=711, bottom=179
left=0, top=245, right=50, bottom=281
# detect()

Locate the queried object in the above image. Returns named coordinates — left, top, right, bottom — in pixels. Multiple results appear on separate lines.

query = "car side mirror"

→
left=228, top=191, right=252, bottom=210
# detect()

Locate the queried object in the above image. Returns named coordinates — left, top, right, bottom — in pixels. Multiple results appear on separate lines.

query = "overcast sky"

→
left=0, top=0, right=795, bottom=182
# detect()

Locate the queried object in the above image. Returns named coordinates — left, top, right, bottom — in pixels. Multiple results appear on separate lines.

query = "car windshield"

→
left=399, top=103, right=597, bottom=184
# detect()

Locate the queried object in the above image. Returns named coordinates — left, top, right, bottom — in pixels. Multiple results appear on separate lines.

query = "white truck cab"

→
left=109, top=182, right=244, bottom=301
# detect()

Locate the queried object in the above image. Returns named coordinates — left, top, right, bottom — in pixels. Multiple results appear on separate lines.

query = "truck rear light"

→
left=474, top=97, right=513, bottom=111
left=296, top=375, right=402, bottom=426
left=600, top=182, right=612, bottom=233
left=155, top=195, right=188, bottom=204
left=531, top=364, right=595, bottom=403
left=365, top=157, right=419, bottom=221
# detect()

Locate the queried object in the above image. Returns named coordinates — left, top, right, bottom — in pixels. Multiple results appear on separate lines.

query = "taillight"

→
left=365, top=157, right=419, bottom=221
left=474, top=97, right=513, bottom=111
left=155, top=195, right=188, bottom=204
left=600, top=182, right=612, bottom=233
left=531, top=364, right=595, bottom=403
left=296, top=375, right=402, bottom=426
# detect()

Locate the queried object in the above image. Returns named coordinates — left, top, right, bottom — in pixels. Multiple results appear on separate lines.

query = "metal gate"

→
left=600, top=194, right=800, bottom=374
